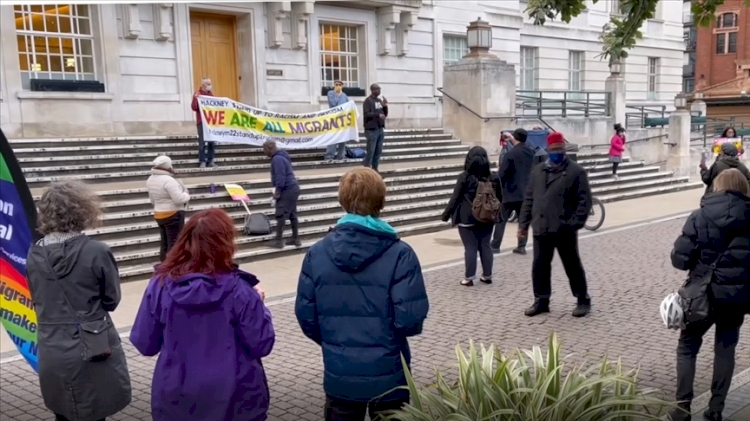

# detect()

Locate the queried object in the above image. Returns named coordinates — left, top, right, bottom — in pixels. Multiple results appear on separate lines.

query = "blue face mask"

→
left=548, top=152, right=565, bottom=165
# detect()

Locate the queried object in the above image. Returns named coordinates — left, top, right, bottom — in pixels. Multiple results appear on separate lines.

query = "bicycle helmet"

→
left=660, top=292, right=685, bottom=330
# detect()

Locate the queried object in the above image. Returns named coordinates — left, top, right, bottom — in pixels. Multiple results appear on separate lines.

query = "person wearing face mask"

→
left=517, top=132, right=593, bottom=318
left=325, top=80, right=350, bottom=162
left=700, top=142, right=750, bottom=194
left=190, top=77, right=218, bottom=168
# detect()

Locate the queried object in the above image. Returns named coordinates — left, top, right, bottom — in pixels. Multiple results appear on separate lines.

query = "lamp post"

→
left=464, top=17, right=494, bottom=59
left=609, top=59, right=622, bottom=76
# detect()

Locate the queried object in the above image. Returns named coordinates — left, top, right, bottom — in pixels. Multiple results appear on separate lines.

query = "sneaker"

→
left=703, top=410, right=722, bottom=421
left=512, top=247, right=526, bottom=255
left=491, top=247, right=501, bottom=254
left=199, top=162, right=206, bottom=168
left=208, top=161, right=218, bottom=168
left=668, top=404, right=691, bottom=421
left=613, top=175, right=620, bottom=180
left=460, top=279, right=474, bottom=287
left=324, top=158, right=334, bottom=163
left=572, top=303, right=591, bottom=317
left=524, top=299, right=550, bottom=317
left=479, top=277, right=492, bottom=284
left=269, top=239, right=284, bottom=249
left=285, top=238, right=302, bottom=247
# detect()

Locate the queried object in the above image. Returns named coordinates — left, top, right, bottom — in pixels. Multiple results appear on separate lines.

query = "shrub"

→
left=385, top=333, right=675, bottom=421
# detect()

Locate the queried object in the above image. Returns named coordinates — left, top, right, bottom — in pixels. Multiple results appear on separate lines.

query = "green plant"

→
left=384, top=333, right=675, bottom=421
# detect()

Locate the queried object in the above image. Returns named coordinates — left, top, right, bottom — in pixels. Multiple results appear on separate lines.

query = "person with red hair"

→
left=130, top=209, right=275, bottom=421
left=518, top=132, right=593, bottom=318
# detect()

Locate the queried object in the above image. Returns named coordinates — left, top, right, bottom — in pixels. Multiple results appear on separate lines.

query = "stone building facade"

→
left=0, top=1, right=686, bottom=138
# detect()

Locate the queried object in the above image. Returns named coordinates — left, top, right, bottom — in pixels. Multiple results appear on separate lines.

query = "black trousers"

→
left=156, top=211, right=185, bottom=262
left=491, top=201, right=527, bottom=250
left=56, top=416, right=104, bottom=421
left=275, top=185, right=300, bottom=240
left=531, top=231, right=589, bottom=303
left=458, top=224, right=493, bottom=280
left=324, top=396, right=408, bottom=421
left=674, top=309, right=745, bottom=414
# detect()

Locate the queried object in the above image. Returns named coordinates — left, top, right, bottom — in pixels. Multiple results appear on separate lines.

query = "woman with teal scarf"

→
left=295, top=168, right=430, bottom=421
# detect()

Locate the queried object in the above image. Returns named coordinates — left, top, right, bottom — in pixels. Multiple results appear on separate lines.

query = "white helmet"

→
left=660, top=292, right=685, bottom=330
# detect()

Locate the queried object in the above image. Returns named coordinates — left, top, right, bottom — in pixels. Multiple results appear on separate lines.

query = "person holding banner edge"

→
left=263, top=140, right=301, bottom=248
left=363, top=83, right=388, bottom=172
left=325, top=80, right=350, bottom=162
left=191, top=77, right=218, bottom=168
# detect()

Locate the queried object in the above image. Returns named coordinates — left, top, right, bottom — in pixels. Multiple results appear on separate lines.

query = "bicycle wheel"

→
left=508, top=210, right=518, bottom=223
left=584, top=197, right=605, bottom=231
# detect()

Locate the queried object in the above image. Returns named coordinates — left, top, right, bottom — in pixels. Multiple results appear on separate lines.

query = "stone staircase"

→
left=10, top=128, right=702, bottom=283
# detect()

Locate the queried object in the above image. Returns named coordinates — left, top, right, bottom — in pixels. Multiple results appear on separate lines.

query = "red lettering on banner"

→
left=202, top=110, right=225, bottom=125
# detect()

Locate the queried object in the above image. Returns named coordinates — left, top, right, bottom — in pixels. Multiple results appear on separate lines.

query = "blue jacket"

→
left=270, top=150, right=297, bottom=192
left=327, top=90, right=349, bottom=108
left=295, top=215, right=429, bottom=402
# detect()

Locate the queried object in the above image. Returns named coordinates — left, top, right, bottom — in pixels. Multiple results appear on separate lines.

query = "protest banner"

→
left=712, top=137, right=743, bottom=155
left=197, top=96, right=359, bottom=148
left=224, top=183, right=252, bottom=215
left=0, top=128, right=40, bottom=372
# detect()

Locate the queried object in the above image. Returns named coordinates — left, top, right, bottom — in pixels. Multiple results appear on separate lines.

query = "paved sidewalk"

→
left=697, top=377, right=750, bottom=421
left=2, top=216, right=749, bottom=420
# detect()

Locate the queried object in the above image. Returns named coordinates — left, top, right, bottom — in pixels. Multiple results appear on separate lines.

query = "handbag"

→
left=57, top=281, right=114, bottom=361
left=677, top=254, right=725, bottom=325
left=244, top=213, right=271, bottom=235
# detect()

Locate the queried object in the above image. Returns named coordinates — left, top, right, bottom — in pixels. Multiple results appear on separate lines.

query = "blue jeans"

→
left=196, top=123, right=215, bottom=163
left=325, top=142, right=346, bottom=160
left=363, top=128, right=384, bottom=171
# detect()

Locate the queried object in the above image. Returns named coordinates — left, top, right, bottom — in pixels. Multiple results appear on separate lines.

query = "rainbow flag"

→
left=0, top=129, right=39, bottom=371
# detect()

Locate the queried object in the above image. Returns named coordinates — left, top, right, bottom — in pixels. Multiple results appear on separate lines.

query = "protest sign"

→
left=712, top=137, right=743, bottom=155
left=0, top=128, right=40, bottom=372
left=197, top=96, right=359, bottom=148
left=224, top=183, right=252, bottom=215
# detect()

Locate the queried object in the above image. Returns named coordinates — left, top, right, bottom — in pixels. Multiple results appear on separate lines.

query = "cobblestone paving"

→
left=2, top=218, right=749, bottom=421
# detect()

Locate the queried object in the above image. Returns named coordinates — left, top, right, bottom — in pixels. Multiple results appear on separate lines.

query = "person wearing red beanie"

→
left=517, top=131, right=594, bottom=317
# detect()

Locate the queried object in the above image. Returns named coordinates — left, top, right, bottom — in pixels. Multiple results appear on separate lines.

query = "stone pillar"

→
left=443, top=57, right=515, bottom=155
left=690, top=91, right=707, bottom=116
left=604, top=60, right=626, bottom=128
left=667, top=94, right=693, bottom=178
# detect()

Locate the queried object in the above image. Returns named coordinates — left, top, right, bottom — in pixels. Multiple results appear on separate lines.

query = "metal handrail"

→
left=436, top=87, right=515, bottom=123
left=516, top=90, right=611, bottom=118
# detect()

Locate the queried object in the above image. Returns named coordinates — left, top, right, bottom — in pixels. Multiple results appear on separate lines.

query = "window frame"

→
left=442, top=34, right=468, bottom=67
left=519, top=46, right=539, bottom=92
left=647, top=57, right=659, bottom=101
left=568, top=50, right=585, bottom=93
left=14, top=4, right=98, bottom=89
left=318, top=22, right=362, bottom=90
left=719, top=12, right=738, bottom=28
left=716, top=31, right=738, bottom=54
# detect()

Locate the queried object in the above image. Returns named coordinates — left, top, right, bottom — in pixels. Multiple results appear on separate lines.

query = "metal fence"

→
left=515, top=91, right=611, bottom=118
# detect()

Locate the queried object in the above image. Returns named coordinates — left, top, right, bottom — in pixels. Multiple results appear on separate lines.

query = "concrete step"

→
left=598, top=181, right=703, bottom=202
left=23, top=150, right=469, bottom=187
left=8, top=128, right=447, bottom=148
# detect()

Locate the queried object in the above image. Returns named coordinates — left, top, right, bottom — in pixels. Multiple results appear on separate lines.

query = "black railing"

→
left=515, top=90, right=611, bottom=118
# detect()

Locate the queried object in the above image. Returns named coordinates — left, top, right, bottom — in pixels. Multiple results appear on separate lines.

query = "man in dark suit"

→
left=491, top=128, right=535, bottom=254
left=518, top=132, right=593, bottom=318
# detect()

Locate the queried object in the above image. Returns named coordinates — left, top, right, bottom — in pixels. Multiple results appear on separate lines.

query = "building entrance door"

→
left=190, top=12, right=239, bottom=100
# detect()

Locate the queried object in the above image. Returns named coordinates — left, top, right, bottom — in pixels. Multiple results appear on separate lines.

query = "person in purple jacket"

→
left=130, top=208, right=275, bottom=421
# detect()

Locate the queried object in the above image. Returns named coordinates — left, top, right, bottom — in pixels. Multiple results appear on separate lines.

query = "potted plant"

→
left=385, top=333, right=676, bottom=421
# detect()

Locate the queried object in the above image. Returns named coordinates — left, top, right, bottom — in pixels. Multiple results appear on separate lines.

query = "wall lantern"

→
left=466, top=17, right=492, bottom=53
left=609, top=59, right=622, bottom=75
left=674, top=93, right=687, bottom=110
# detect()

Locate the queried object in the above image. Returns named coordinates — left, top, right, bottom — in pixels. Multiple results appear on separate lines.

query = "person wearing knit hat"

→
left=147, top=155, right=191, bottom=261
left=700, top=141, right=750, bottom=194
left=517, top=131, right=594, bottom=318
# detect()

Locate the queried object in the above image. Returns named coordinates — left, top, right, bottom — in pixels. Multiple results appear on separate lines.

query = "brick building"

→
left=692, top=0, right=750, bottom=117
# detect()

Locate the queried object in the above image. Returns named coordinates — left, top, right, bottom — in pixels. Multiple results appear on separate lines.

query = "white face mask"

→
left=204, top=84, right=212, bottom=92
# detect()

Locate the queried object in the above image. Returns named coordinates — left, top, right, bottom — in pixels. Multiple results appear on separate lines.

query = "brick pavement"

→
left=1, top=217, right=749, bottom=421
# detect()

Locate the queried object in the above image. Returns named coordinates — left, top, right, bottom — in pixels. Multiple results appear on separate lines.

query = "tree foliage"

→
left=526, top=0, right=750, bottom=62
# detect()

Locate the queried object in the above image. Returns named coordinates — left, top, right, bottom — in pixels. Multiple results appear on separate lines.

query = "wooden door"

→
left=190, top=13, right=239, bottom=100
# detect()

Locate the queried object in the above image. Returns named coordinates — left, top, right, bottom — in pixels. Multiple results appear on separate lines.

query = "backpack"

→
left=471, top=180, right=501, bottom=223
left=346, top=147, right=366, bottom=159
left=244, top=213, right=271, bottom=236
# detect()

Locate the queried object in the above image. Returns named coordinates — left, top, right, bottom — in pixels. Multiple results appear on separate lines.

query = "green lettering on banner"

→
left=263, top=122, right=285, bottom=133
left=230, top=113, right=242, bottom=127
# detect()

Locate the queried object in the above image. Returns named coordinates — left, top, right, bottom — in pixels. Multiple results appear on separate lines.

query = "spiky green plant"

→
left=384, top=333, right=675, bottom=421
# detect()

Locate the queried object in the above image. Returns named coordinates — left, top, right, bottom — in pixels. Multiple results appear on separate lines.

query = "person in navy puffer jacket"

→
left=295, top=167, right=429, bottom=421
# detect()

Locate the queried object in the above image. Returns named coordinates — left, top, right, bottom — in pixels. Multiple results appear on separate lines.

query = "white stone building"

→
left=0, top=0, right=685, bottom=138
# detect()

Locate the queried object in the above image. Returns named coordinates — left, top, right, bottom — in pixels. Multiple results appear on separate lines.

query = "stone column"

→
left=690, top=91, right=707, bottom=116
left=667, top=94, right=693, bottom=177
left=604, top=59, right=626, bottom=128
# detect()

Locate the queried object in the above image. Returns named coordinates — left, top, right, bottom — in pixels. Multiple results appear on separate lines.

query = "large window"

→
left=443, top=35, right=468, bottom=66
left=716, top=32, right=738, bottom=54
left=719, top=12, right=738, bottom=28
left=647, top=57, right=659, bottom=101
left=319, top=23, right=360, bottom=89
left=520, top=47, right=538, bottom=91
left=568, top=51, right=585, bottom=94
left=14, top=4, right=96, bottom=89
left=610, top=0, right=621, bottom=15
left=683, top=78, right=695, bottom=94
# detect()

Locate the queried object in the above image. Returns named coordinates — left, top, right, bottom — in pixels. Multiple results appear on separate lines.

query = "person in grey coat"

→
left=26, top=180, right=131, bottom=421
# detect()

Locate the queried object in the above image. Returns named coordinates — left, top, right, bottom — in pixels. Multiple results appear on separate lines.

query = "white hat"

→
left=153, top=155, right=172, bottom=169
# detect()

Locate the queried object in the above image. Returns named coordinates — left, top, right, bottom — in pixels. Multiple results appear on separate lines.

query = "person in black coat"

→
left=491, top=128, right=536, bottom=254
left=518, top=132, right=593, bottom=317
left=700, top=142, right=750, bottom=194
left=668, top=168, right=750, bottom=421
left=442, top=146, right=502, bottom=286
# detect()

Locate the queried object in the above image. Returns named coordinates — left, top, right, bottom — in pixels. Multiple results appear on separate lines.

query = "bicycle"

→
left=584, top=163, right=606, bottom=231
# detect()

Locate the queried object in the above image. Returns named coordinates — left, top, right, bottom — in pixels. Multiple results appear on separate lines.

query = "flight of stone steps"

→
left=10, top=128, right=702, bottom=283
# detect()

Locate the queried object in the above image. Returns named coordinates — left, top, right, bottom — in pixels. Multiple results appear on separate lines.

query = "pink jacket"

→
left=609, top=134, right=625, bottom=157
